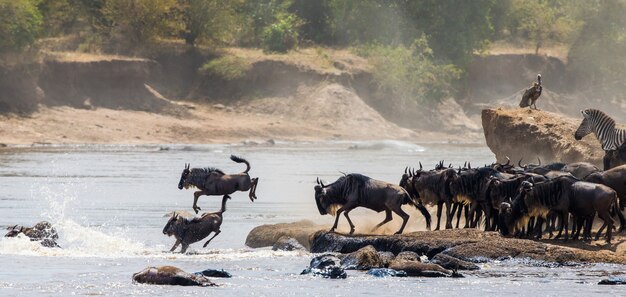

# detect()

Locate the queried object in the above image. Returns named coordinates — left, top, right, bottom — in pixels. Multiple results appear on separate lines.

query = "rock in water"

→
left=431, top=254, right=480, bottom=271
left=301, top=254, right=347, bottom=279
left=272, top=236, right=306, bottom=251
left=132, top=266, right=216, bottom=286
left=598, top=276, right=626, bottom=285
left=388, top=260, right=462, bottom=278
left=195, top=269, right=232, bottom=278
left=367, top=268, right=407, bottom=278
left=340, top=245, right=382, bottom=270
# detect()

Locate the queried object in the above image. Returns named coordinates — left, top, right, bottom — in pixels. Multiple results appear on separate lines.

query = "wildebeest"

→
left=178, top=155, right=259, bottom=213
left=498, top=177, right=573, bottom=240
left=5, top=221, right=60, bottom=248
left=406, top=166, right=456, bottom=230
left=132, top=266, right=216, bottom=286
left=519, top=74, right=542, bottom=109
left=499, top=176, right=618, bottom=243
left=315, top=173, right=431, bottom=234
left=163, top=195, right=229, bottom=253
left=585, top=164, right=626, bottom=232
left=562, top=162, right=601, bottom=180
left=566, top=182, right=619, bottom=243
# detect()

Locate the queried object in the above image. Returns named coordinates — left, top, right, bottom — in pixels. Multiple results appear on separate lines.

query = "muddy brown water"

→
left=0, top=141, right=623, bottom=296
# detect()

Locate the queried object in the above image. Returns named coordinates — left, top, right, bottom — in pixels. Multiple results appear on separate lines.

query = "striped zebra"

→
left=574, top=109, right=626, bottom=151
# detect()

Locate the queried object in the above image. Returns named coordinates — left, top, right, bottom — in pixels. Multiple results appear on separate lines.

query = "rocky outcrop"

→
left=300, top=254, right=347, bottom=279
left=309, top=229, right=626, bottom=264
left=272, top=235, right=306, bottom=251
left=482, top=108, right=604, bottom=167
left=245, top=220, right=323, bottom=250
left=431, top=253, right=480, bottom=271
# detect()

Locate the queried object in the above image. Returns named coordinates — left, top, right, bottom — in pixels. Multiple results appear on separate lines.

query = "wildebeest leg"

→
left=203, top=230, right=221, bottom=248
left=481, top=202, right=491, bottom=231
left=372, top=209, right=393, bottom=232
left=169, top=239, right=181, bottom=252
left=180, top=243, right=190, bottom=254
left=463, top=205, right=470, bottom=228
left=455, top=203, right=463, bottom=229
left=468, top=201, right=479, bottom=228
left=616, top=209, right=625, bottom=233
left=450, top=203, right=459, bottom=225
left=533, top=217, right=544, bottom=239
left=393, top=207, right=410, bottom=234
left=343, top=210, right=356, bottom=234
left=583, top=217, right=594, bottom=241
left=329, top=204, right=355, bottom=233
left=445, top=200, right=453, bottom=229
left=555, top=211, right=569, bottom=241
left=192, top=191, right=205, bottom=214
left=597, top=211, right=614, bottom=244
left=572, top=217, right=583, bottom=241
left=249, top=177, right=259, bottom=201
left=435, top=200, right=443, bottom=231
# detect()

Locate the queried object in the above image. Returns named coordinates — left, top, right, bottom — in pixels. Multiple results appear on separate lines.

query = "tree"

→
left=0, top=0, right=42, bottom=52
left=175, top=0, right=242, bottom=46
left=101, top=0, right=175, bottom=50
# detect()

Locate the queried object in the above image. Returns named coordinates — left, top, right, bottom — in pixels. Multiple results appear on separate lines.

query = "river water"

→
left=0, top=141, right=623, bottom=296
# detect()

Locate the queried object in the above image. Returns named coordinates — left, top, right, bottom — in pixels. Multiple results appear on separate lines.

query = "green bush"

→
left=199, top=55, right=250, bottom=80
left=356, top=37, right=460, bottom=106
left=261, top=13, right=301, bottom=53
left=0, top=0, right=42, bottom=52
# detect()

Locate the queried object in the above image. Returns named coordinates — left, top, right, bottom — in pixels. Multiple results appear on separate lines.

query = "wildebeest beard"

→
left=315, top=175, right=364, bottom=216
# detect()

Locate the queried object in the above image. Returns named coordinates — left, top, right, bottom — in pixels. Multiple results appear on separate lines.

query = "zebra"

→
left=519, top=74, right=542, bottom=109
left=574, top=109, right=626, bottom=170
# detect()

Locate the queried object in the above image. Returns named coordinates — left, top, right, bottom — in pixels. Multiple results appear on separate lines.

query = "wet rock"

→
left=599, top=276, right=626, bottom=285
left=272, top=236, right=306, bottom=251
left=301, top=254, right=347, bottom=279
left=377, top=251, right=396, bottom=267
left=132, top=266, right=216, bottom=287
left=367, top=268, right=407, bottom=278
left=442, top=242, right=512, bottom=263
left=431, top=253, right=480, bottom=271
left=395, top=251, right=421, bottom=262
left=246, top=220, right=323, bottom=250
left=194, top=269, right=232, bottom=278
left=388, top=260, right=461, bottom=278
left=340, top=245, right=382, bottom=270
left=4, top=221, right=60, bottom=248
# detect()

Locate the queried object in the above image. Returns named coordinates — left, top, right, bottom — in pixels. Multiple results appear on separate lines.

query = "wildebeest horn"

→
left=448, top=163, right=452, bottom=168
left=518, top=158, right=524, bottom=168
left=505, top=156, right=511, bottom=166
left=419, top=162, right=423, bottom=170
left=468, top=162, right=471, bottom=169
left=404, top=167, right=408, bottom=174
left=463, top=161, right=467, bottom=168
left=537, top=157, right=541, bottom=166
left=412, top=168, right=416, bottom=176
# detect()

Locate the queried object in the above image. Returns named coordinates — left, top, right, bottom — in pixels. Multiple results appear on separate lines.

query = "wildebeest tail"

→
left=403, top=191, right=432, bottom=230
left=230, top=155, right=251, bottom=173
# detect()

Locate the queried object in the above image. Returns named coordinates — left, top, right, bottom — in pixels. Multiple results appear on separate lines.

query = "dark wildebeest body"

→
left=132, top=266, right=216, bottom=286
left=562, top=162, right=601, bottom=180
left=412, top=168, right=456, bottom=230
left=5, top=221, right=60, bottom=248
left=499, top=177, right=574, bottom=240
left=519, top=74, right=542, bottom=109
left=585, top=165, right=626, bottom=232
left=449, top=167, right=499, bottom=230
left=178, top=155, right=259, bottom=213
left=163, top=195, right=229, bottom=253
left=488, top=173, right=548, bottom=232
left=316, top=173, right=430, bottom=234
left=567, top=182, right=619, bottom=243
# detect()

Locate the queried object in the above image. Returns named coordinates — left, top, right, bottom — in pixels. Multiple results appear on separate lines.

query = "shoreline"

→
left=0, top=103, right=484, bottom=147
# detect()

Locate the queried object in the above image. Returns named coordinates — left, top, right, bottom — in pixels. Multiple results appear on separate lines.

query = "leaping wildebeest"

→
left=178, top=155, right=259, bottom=213
left=314, top=173, right=431, bottom=234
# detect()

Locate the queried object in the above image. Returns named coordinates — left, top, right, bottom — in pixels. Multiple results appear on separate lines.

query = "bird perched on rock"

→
left=519, top=74, right=542, bottom=109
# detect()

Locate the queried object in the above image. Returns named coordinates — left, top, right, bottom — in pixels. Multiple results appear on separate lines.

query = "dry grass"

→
left=43, top=51, right=148, bottom=63
left=485, top=41, right=570, bottom=63
left=224, top=47, right=371, bottom=75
